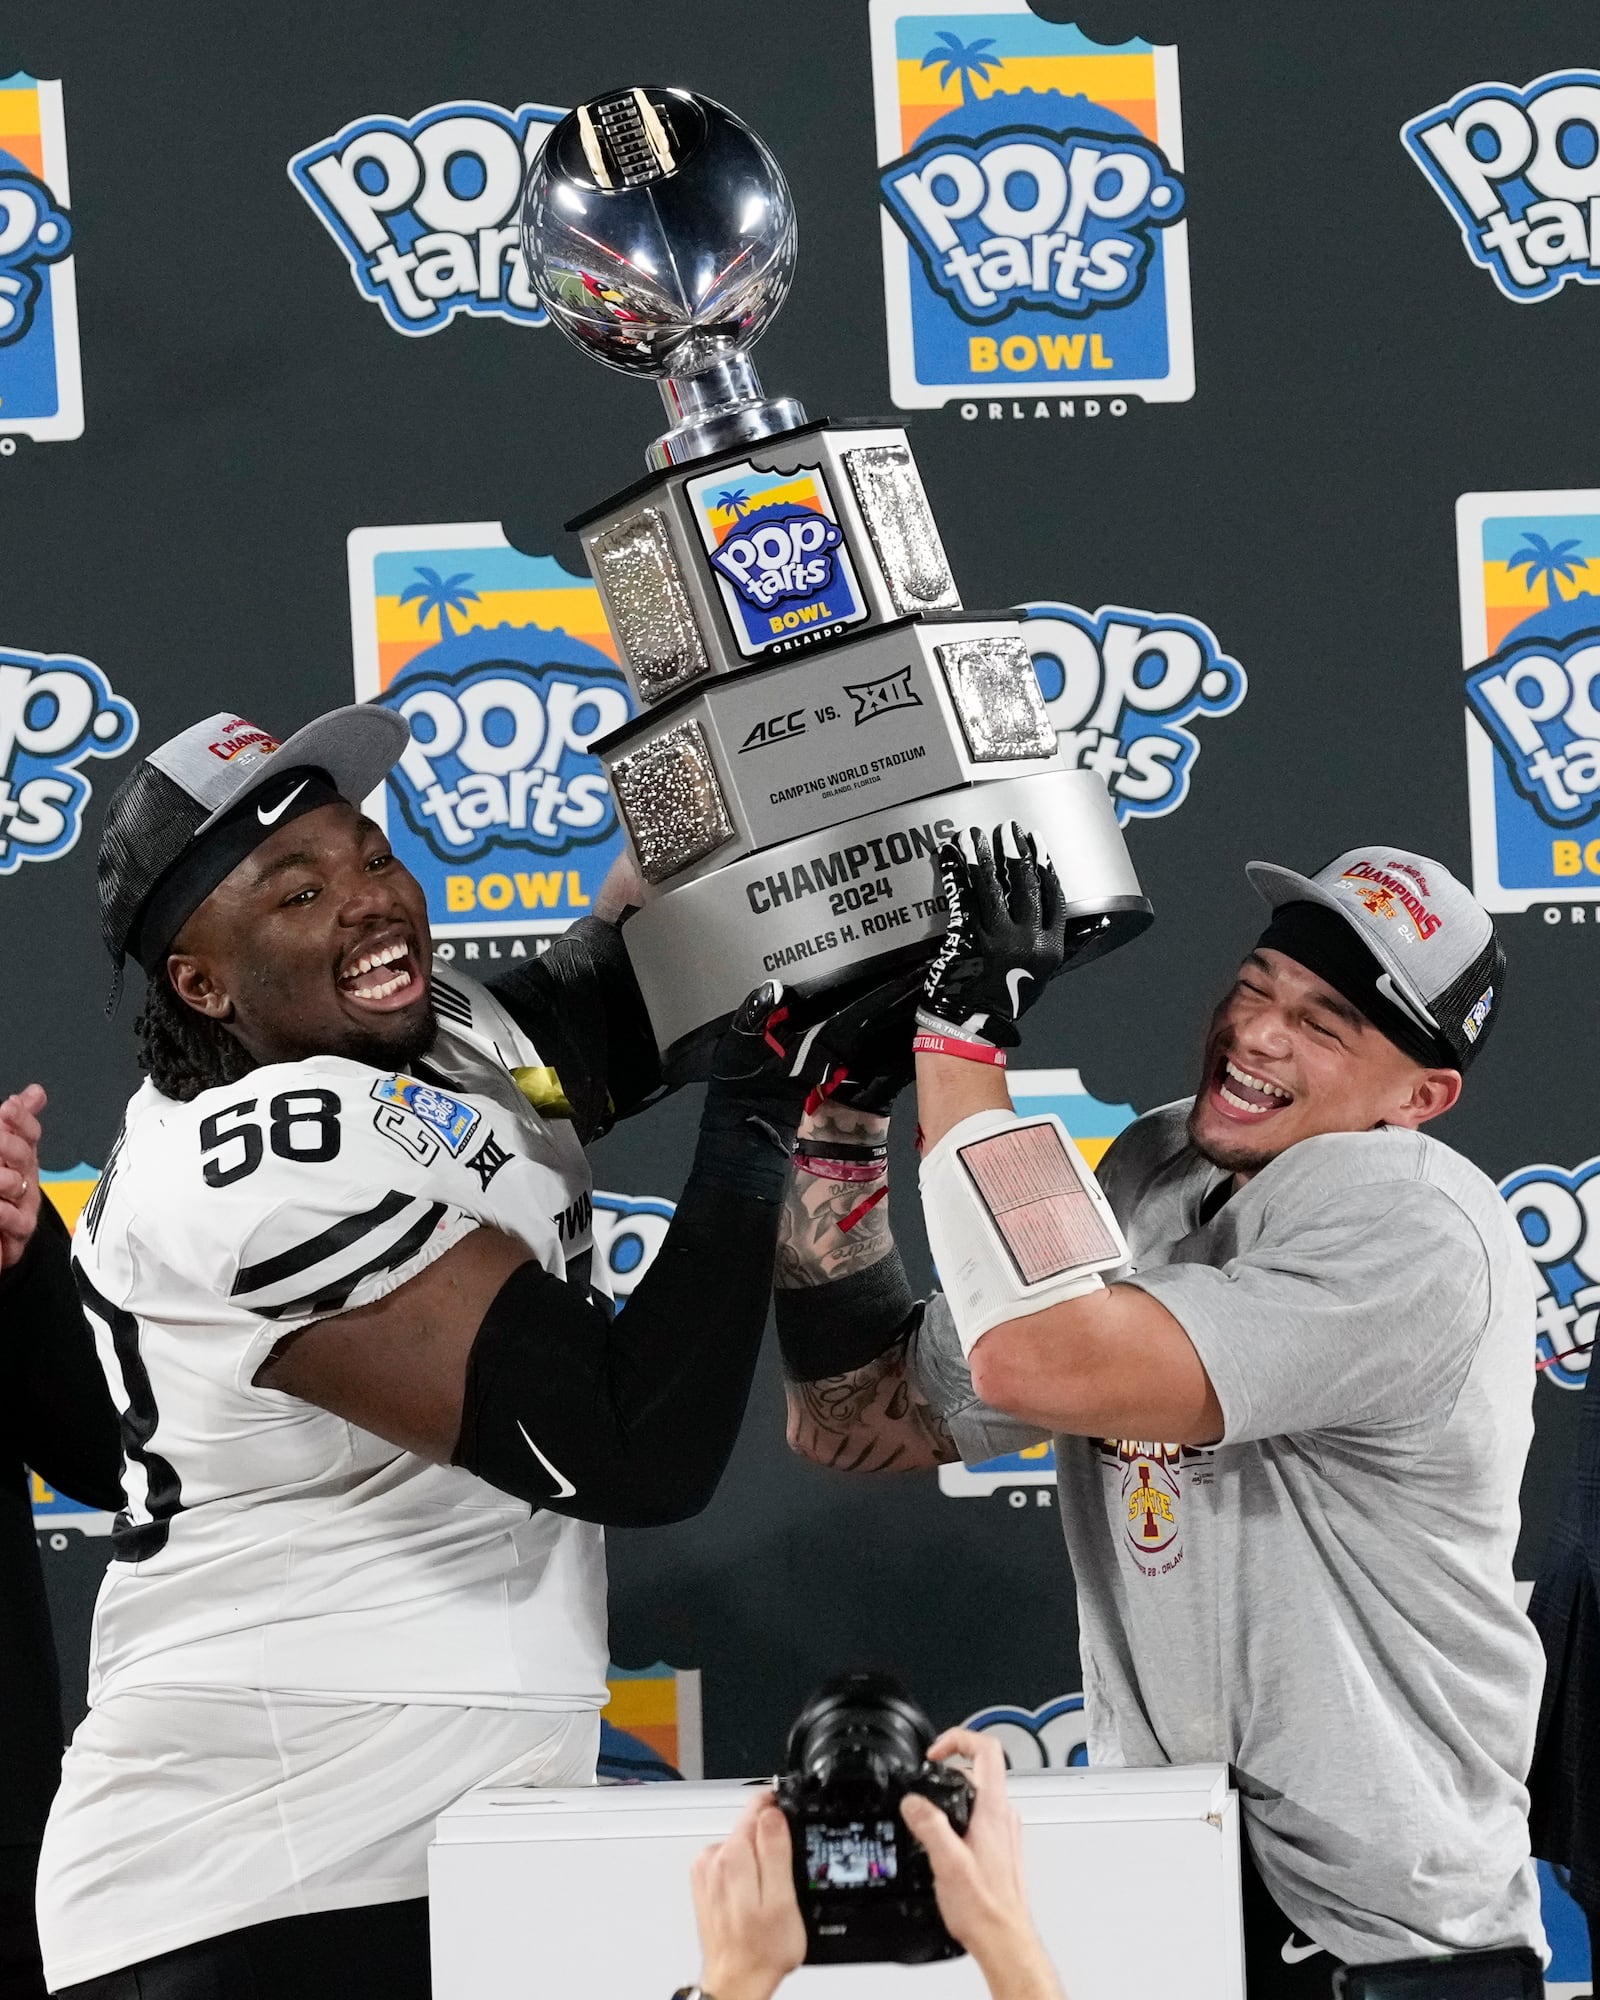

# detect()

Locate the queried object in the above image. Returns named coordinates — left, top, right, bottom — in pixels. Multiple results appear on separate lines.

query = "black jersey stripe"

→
left=431, top=977, right=474, bottom=1027
left=251, top=1201, right=452, bottom=1320
left=75, top=1263, right=184, bottom=1562
left=231, top=1188, right=418, bottom=1300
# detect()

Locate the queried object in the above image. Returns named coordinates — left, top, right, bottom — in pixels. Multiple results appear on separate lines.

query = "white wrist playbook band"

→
left=918, top=1108, right=1130, bottom=1358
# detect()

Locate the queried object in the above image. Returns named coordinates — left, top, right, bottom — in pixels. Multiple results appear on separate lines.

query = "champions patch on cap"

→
left=1246, top=845, right=1505, bottom=1071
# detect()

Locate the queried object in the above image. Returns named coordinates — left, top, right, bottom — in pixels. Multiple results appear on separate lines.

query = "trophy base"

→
left=620, top=768, right=1152, bottom=1082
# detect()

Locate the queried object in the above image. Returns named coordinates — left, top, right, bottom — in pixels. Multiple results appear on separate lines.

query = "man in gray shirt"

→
left=774, top=837, right=1543, bottom=1997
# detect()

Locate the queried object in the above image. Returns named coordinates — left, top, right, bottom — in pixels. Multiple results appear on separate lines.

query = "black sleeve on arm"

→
left=0, top=1200, right=124, bottom=1513
left=775, top=1256, right=921, bottom=1380
left=452, top=1097, right=793, bottom=1527
left=487, top=917, right=666, bottom=1143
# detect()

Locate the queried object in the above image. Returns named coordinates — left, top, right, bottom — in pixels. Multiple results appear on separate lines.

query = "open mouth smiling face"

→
left=336, top=928, right=429, bottom=1016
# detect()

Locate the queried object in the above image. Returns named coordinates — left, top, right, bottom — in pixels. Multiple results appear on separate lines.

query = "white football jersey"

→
left=71, top=964, right=609, bottom=1711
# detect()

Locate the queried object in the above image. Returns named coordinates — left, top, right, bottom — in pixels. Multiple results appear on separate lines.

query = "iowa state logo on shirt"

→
left=1101, top=1438, right=1186, bottom=1575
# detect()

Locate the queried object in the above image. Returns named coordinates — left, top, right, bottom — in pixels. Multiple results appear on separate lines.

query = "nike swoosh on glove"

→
left=919, top=822, right=1069, bottom=1048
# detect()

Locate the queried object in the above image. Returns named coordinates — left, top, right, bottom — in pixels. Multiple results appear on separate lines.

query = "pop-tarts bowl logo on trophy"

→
left=0, top=74, right=83, bottom=444
left=290, top=100, right=564, bottom=335
left=687, top=464, right=868, bottom=657
left=349, top=525, right=632, bottom=945
left=1456, top=489, right=1600, bottom=911
left=1500, top=1152, right=1600, bottom=1389
left=868, top=5, right=1193, bottom=409
left=1404, top=72, right=1600, bottom=304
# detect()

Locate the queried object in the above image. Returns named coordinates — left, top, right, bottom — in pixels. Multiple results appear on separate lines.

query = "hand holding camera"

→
left=690, top=1792, right=807, bottom=2000
left=901, top=1729, right=1062, bottom=2000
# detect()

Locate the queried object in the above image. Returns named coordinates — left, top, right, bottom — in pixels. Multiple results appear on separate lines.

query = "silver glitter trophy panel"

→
left=521, top=87, right=1151, bottom=1074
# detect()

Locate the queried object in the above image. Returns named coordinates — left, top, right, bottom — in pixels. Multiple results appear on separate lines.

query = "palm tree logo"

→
left=1509, top=532, right=1585, bottom=607
left=400, top=566, right=480, bottom=640
left=713, top=487, right=753, bottom=524
left=921, top=31, right=1001, bottom=106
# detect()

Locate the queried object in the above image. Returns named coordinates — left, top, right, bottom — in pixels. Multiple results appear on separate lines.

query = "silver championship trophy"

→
left=521, top=86, right=1151, bottom=1078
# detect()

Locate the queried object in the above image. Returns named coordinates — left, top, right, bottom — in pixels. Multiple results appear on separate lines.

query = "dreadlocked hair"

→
left=134, top=972, right=255, bottom=1103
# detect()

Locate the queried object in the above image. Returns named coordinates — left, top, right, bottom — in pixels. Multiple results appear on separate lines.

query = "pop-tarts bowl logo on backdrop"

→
left=1456, top=489, right=1600, bottom=910
left=940, top=1067, right=1136, bottom=1500
left=349, top=524, right=632, bottom=942
left=963, top=1693, right=1088, bottom=1768
left=868, top=3, right=1192, bottom=409
left=1021, top=603, right=1243, bottom=820
left=290, top=101, right=563, bottom=334
left=0, top=75, right=82, bottom=444
left=0, top=649, right=137, bottom=873
left=1500, top=1154, right=1600, bottom=1390
left=686, top=463, right=868, bottom=658
left=1404, top=73, right=1600, bottom=304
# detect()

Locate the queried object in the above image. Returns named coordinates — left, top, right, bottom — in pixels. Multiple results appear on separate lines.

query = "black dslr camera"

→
left=774, top=1672, right=974, bottom=1965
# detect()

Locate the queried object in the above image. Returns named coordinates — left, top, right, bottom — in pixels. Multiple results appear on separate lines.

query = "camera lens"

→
left=784, top=1672, right=934, bottom=1791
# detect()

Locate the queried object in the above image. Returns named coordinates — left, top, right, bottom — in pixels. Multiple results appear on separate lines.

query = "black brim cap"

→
left=99, top=705, right=411, bottom=973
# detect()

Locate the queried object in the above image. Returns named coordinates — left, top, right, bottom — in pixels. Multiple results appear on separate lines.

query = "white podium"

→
left=430, top=1765, right=1244, bottom=2000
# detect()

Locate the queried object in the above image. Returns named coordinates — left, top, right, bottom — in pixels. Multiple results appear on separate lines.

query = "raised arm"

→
left=913, top=831, right=1222, bottom=1446
left=772, top=976, right=957, bottom=1475
left=487, top=853, right=665, bottom=1142
left=261, top=986, right=810, bottom=1526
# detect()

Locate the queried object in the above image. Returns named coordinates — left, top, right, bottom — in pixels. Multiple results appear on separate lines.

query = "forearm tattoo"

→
left=783, top=1336, right=956, bottom=1473
left=775, top=1103, right=894, bottom=1292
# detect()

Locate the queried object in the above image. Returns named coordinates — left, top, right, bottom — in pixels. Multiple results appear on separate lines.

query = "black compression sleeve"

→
left=488, top=917, right=666, bottom=1141
left=453, top=1181, right=779, bottom=1526
left=775, top=1256, right=920, bottom=1380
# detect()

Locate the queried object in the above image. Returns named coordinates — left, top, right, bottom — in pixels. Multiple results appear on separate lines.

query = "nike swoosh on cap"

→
left=257, top=778, right=309, bottom=827
left=1280, top=1934, right=1323, bottom=1965
left=516, top=1420, right=576, bottom=1500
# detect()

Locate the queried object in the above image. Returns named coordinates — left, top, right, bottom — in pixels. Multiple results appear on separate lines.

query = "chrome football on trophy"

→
left=521, top=86, right=1151, bottom=1076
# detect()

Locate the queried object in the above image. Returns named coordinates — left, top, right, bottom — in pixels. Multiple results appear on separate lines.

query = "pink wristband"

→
left=912, top=1030, right=1007, bottom=1067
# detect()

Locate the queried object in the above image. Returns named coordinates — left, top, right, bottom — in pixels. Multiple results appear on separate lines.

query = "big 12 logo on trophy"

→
left=0, top=74, right=82, bottom=444
left=868, top=3, right=1192, bottom=414
left=1455, top=488, right=1600, bottom=913
left=348, top=523, right=633, bottom=960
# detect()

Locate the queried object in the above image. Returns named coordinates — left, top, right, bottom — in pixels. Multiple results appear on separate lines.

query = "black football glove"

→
left=919, top=823, right=1068, bottom=1049
left=791, top=966, right=924, bottom=1117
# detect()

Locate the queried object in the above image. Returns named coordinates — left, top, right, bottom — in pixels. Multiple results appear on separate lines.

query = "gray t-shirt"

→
left=913, top=1101, right=1545, bottom=1965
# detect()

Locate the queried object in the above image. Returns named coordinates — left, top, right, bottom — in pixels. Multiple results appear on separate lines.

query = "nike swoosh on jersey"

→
left=1280, top=1934, right=1323, bottom=1965
left=257, top=778, right=309, bottom=826
left=517, top=1420, right=576, bottom=1500
left=1005, top=967, right=1034, bottom=1015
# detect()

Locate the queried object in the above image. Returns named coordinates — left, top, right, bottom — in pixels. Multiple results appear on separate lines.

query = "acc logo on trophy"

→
left=1404, top=72, right=1600, bottom=303
left=1456, top=489, right=1600, bottom=909
left=348, top=523, right=632, bottom=951
left=1500, top=1155, right=1600, bottom=1390
left=0, top=74, right=82, bottom=444
left=686, top=463, right=868, bottom=656
left=868, top=3, right=1192, bottom=409
left=1022, top=603, right=1244, bottom=821
left=290, top=100, right=563, bottom=334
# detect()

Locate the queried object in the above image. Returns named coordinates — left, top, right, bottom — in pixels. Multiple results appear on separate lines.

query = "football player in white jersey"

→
left=39, top=704, right=905, bottom=2000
